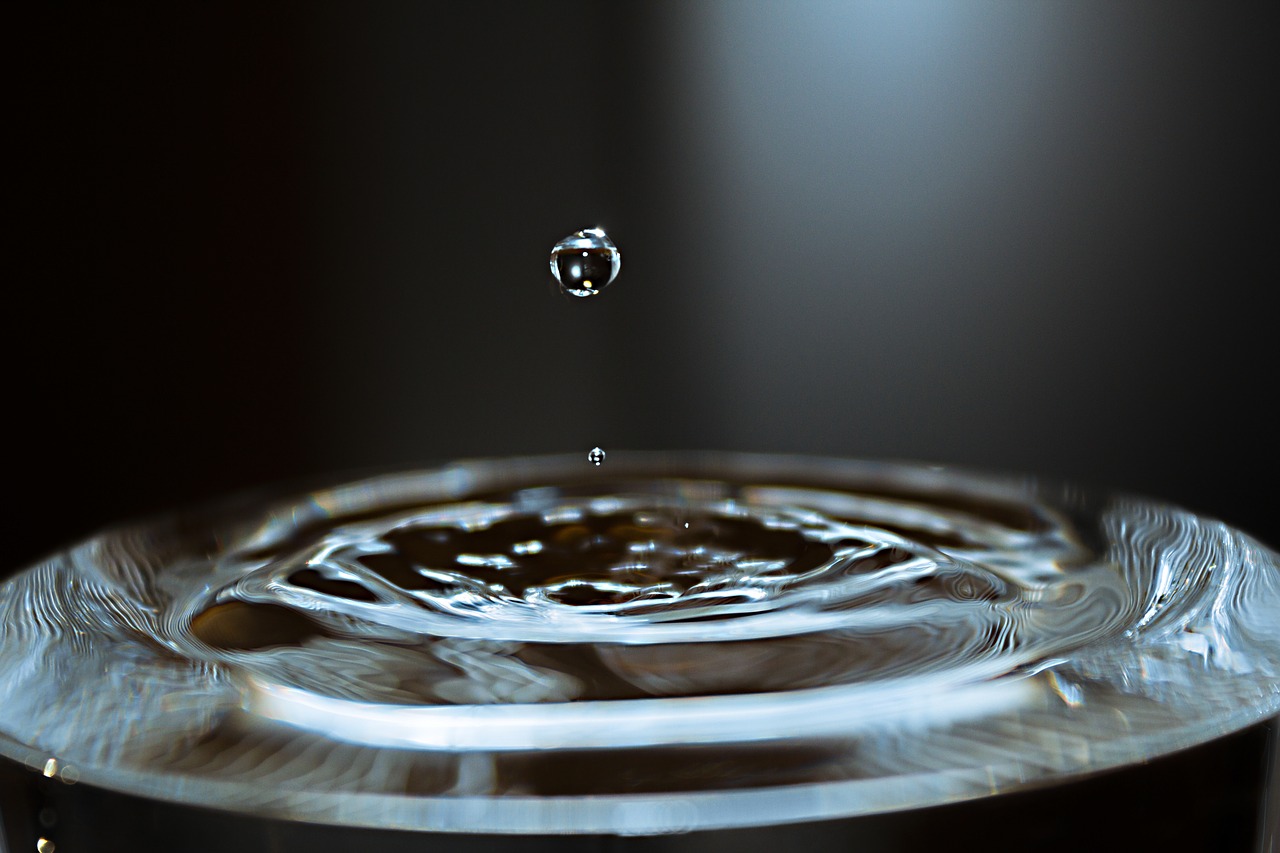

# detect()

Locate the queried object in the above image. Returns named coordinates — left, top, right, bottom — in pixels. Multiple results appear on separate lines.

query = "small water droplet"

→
left=551, top=228, right=620, bottom=297
left=588, top=447, right=606, bottom=466
left=37, top=838, right=56, bottom=853
left=41, top=758, right=58, bottom=778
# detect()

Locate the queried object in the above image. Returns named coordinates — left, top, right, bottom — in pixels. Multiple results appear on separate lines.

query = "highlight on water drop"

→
left=588, top=447, right=606, bottom=466
left=550, top=228, right=620, bottom=297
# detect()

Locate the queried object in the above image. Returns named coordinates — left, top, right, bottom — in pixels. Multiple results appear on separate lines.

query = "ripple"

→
left=175, top=487, right=1127, bottom=703
left=1, top=453, right=1277, bottom=834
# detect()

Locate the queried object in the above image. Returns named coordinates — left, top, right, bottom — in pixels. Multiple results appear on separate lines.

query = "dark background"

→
left=3, top=5, right=1279, bottom=848
left=9, top=1, right=1278, bottom=573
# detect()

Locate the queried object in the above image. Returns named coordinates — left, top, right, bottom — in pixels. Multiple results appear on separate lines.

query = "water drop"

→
left=588, top=447, right=606, bottom=466
left=550, top=228, right=620, bottom=297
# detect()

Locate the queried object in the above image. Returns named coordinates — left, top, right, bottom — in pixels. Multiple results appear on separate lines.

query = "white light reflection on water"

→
left=0, top=453, right=1276, bottom=835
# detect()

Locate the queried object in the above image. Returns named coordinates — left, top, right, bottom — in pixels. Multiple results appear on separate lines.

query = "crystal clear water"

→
left=550, top=228, right=620, bottom=297
left=1, top=453, right=1278, bottom=834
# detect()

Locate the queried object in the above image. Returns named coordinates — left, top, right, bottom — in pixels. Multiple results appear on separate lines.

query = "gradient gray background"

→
left=4, top=3, right=1279, bottom=846
left=11, top=1, right=1278, bottom=569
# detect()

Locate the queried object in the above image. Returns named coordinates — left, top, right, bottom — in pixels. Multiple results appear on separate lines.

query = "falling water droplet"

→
left=550, top=228, right=620, bottom=297
left=588, top=447, right=606, bottom=466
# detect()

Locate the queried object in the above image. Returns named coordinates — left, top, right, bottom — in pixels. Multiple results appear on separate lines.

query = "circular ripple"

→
left=171, top=478, right=1129, bottom=713
left=1, top=453, right=1277, bottom=834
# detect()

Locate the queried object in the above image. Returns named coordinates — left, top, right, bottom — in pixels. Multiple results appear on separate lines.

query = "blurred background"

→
left=9, top=0, right=1278, bottom=574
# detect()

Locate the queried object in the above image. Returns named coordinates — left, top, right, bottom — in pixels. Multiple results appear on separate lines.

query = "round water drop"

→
left=588, top=447, right=606, bottom=466
left=550, top=228, right=620, bottom=297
